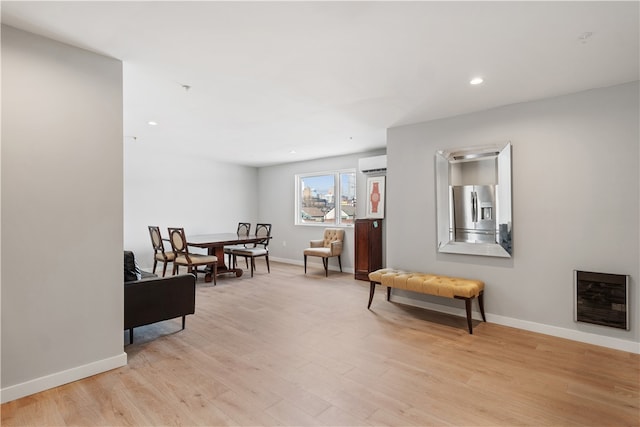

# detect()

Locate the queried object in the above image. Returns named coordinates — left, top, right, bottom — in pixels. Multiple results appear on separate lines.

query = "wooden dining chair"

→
left=224, top=222, right=251, bottom=268
left=148, top=226, right=175, bottom=277
left=168, top=227, right=218, bottom=285
left=231, top=223, right=272, bottom=277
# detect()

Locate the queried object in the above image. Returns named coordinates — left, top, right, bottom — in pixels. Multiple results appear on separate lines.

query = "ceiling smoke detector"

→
left=578, top=32, right=594, bottom=43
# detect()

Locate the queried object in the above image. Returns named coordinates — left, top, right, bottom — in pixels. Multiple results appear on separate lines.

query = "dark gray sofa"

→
left=124, top=251, right=196, bottom=344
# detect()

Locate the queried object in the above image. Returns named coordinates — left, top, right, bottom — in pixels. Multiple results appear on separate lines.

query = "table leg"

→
left=205, top=246, right=244, bottom=281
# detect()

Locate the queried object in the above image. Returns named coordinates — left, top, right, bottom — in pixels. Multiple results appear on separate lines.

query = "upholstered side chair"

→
left=303, top=228, right=345, bottom=277
left=168, top=227, right=218, bottom=285
left=224, top=222, right=251, bottom=268
left=148, top=225, right=175, bottom=277
left=231, top=223, right=272, bottom=277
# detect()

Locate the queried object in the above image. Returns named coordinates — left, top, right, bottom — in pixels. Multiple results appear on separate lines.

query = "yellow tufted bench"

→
left=368, top=268, right=486, bottom=334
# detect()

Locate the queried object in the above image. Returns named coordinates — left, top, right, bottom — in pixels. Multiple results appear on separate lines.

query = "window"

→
left=295, top=170, right=356, bottom=226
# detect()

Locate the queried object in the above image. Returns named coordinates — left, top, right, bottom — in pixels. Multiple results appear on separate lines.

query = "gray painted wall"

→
left=258, top=150, right=386, bottom=272
left=386, top=82, right=639, bottom=347
left=1, top=26, right=126, bottom=399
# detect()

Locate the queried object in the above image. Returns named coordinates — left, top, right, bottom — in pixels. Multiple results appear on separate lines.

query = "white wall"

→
left=124, top=143, right=258, bottom=270
left=387, top=82, right=639, bottom=352
left=258, top=150, right=386, bottom=272
left=1, top=26, right=126, bottom=402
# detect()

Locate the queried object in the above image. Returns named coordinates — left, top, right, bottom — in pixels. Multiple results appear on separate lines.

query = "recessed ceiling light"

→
left=470, top=77, right=484, bottom=85
left=148, top=121, right=158, bottom=126
left=289, top=150, right=296, bottom=154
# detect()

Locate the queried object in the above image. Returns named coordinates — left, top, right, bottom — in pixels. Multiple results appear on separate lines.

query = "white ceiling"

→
left=2, top=1, right=638, bottom=167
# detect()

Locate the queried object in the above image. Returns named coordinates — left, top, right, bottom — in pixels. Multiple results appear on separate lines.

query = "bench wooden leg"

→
left=478, top=291, right=486, bottom=322
left=182, top=315, right=186, bottom=330
left=129, top=328, right=134, bottom=344
left=368, top=282, right=376, bottom=309
left=386, top=286, right=391, bottom=301
left=455, top=296, right=474, bottom=334
left=464, top=298, right=473, bottom=334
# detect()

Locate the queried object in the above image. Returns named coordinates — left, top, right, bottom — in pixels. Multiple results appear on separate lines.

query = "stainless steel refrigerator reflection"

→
left=451, top=185, right=496, bottom=243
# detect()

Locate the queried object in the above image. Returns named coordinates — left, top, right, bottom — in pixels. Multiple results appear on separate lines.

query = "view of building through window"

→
left=297, top=170, right=356, bottom=225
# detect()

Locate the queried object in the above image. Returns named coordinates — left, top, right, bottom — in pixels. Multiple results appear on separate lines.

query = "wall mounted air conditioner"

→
left=358, top=155, right=387, bottom=174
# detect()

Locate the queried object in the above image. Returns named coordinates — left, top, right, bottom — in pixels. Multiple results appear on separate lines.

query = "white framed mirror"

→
left=435, top=142, right=512, bottom=257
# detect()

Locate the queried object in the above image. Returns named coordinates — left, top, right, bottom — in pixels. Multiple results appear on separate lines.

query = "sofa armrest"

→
left=124, top=274, right=196, bottom=330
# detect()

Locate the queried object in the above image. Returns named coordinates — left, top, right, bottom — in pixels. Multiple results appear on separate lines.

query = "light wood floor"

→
left=2, top=262, right=639, bottom=426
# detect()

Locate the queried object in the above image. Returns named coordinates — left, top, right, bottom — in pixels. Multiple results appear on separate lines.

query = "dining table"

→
left=186, top=233, right=268, bottom=282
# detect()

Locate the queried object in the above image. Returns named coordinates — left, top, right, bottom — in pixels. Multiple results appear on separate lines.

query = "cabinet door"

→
left=354, top=220, right=370, bottom=279
left=368, top=220, right=382, bottom=272
left=354, top=219, right=382, bottom=281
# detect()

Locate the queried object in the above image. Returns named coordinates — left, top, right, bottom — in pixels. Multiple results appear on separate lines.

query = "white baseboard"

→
left=389, top=294, right=640, bottom=354
left=270, top=256, right=354, bottom=274
left=1, top=352, right=127, bottom=404
left=270, top=256, right=304, bottom=266
left=486, top=313, right=640, bottom=354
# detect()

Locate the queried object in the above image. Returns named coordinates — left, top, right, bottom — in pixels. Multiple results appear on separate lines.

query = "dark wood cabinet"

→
left=354, top=218, right=383, bottom=281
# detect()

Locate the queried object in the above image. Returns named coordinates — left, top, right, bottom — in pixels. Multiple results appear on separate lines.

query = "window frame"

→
left=294, top=168, right=356, bottom=227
